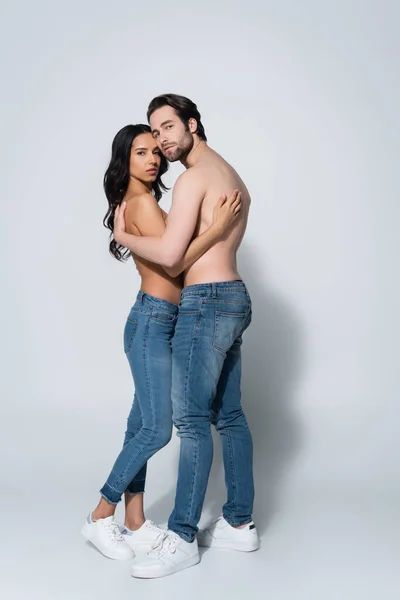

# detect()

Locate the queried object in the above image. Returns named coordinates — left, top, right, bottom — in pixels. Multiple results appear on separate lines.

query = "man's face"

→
left=149, top=105, right=194, bottom=162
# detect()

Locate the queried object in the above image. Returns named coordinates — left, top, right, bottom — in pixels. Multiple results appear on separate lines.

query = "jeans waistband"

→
left=181, top=280, right=248, bottom=299
left=136, top=291, right=179, bottom=313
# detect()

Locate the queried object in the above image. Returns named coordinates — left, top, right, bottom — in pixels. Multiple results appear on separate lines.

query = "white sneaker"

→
left=121, top=520, right=166, bottom=551
left=197, top=516, right=260, bottom=551
left=81, top=513, right=135, bottom=560
left=131, top=530, right=200, bottom=578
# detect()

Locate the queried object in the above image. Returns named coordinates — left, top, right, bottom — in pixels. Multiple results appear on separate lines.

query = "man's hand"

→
left=212, top=190, right=242, bottom=237
left=114, top=202, right=128, bottom=245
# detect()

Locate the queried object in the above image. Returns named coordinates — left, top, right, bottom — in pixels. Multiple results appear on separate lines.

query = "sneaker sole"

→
left=198, top=537, right=260, bottom=552
left=131, top=553, right=200, bottom=578
left=81, top=523, right=135, bottom=560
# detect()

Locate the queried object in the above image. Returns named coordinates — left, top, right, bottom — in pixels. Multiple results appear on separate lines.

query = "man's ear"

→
left=188, top=118, right=198, bottom=134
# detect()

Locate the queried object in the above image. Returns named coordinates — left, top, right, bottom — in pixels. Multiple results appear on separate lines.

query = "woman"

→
left=81, top=124, right=241, bottom=560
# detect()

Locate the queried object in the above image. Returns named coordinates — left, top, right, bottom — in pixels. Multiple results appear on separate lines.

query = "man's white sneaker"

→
left=81, top=513, right=135, bottom=560
left=131, top=530, right=200, bottom=578
left=197, top=516, right=260, bottom=551
left=121, top=520, right=166, bottom=551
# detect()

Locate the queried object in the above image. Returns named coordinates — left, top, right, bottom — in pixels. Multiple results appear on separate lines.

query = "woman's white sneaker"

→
left=121, top=520, right=166, bottom=551
left=197, top=516, right=260, bottom=551
left=131, top=530, right=200, bottom=578
left=81, top=513, right=135, bottom=560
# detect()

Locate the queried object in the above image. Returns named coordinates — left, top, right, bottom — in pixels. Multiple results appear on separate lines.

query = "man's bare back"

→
left=183, top=147, right=250, bottom=287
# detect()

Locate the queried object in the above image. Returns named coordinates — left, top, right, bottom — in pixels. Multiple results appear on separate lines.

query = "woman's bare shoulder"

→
left=124, top=192, right=165, bottom=236
left=125, top=192, right=158, bottom=210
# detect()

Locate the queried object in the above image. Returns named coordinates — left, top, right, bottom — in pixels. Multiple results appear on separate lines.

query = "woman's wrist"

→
left=115, top=231, right=131, bottom=248
left=210, top=222, right=223, bottom=237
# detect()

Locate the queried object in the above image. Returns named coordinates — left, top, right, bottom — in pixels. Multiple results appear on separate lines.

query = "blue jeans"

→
left=100, top=291, right=178, bottom=504
left=168, top=281, right=255, bottom=542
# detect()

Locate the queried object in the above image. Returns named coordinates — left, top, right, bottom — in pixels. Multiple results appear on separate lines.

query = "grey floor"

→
left=3, top=484, right=398, bottom=600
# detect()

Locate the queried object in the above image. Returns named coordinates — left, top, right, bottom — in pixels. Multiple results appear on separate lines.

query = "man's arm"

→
left=123, top=191, right=241, bottom=278
left=115, top=172, right=205, bottom=268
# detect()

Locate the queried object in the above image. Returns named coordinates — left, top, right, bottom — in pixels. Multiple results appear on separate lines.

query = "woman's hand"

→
left=113, top=202, right=128, bottom=245
left=212, top=190, right=242, bottom=237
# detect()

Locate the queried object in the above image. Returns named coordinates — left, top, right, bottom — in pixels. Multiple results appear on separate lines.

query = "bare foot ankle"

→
left=124, top=519, right=146, bottom=531
left=92, top=509, right=115, bottom=522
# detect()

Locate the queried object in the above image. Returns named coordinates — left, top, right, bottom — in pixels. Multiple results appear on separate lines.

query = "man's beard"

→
left=164, top=130, right=194, bottom=162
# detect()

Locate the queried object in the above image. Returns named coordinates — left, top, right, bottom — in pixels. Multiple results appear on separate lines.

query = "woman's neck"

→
left=126, top=176, right=152, bottom=197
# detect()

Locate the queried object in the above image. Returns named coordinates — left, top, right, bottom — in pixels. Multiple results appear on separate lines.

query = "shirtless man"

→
left=114, top=94, right=259, bottom=578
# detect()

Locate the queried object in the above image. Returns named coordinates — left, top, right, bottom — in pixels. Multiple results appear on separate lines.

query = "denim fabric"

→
left=100, top=291, right=178, bottom=504
left=168, top=281, right=255, bottom=541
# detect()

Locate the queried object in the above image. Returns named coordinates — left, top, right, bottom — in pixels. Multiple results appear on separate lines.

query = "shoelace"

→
left=145, top=520, right=164, bottom=534
left=149, top=531, right=179, bottom=558
left=104, top=519, right=125, bottom=544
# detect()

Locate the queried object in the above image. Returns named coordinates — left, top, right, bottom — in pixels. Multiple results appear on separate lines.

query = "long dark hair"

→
left=147, top=94, right=207, bottom=142
left=103, top=124, right=169, bottom=261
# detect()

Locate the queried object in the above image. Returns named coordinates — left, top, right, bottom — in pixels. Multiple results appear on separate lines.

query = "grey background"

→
left=1, top=1, right=399, bottom=598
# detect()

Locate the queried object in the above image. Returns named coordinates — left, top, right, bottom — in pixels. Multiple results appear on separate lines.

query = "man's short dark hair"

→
left=147, top=94, right=207, bottom=142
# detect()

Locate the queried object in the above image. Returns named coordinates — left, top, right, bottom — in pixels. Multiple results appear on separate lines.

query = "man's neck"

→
left=181, top=140, right=210, bottom=169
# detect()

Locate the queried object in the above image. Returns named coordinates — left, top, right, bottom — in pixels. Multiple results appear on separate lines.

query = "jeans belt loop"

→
left=212, top=282, right=217, bottom=299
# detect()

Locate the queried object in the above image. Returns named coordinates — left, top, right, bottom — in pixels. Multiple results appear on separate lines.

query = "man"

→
left=114, top=94, right=259, bottom=578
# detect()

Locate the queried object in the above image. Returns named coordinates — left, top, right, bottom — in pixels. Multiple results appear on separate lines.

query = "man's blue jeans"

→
left=100, top=291, right=178, bottom=504
left=168, top=281, right=255, bottom=542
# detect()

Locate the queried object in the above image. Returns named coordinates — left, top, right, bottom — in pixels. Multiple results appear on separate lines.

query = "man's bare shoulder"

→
left=175, top=167, right=203, bottom=183
left=174, top=166, right=207, bottom=193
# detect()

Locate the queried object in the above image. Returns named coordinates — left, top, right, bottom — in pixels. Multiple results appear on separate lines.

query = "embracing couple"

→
left=81, top=94, right=259, bottom=578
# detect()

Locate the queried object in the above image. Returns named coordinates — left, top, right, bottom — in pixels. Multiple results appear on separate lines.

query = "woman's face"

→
left=130, top=133, right=162, bottom=183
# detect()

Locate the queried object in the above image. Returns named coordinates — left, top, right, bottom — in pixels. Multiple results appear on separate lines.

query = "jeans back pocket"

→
left=213, top=310, right=248, bottom=354
left=124, top=318, right=139, bottom=353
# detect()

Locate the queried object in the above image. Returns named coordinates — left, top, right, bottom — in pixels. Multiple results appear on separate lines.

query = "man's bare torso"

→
left=125, top=147, right=250, bottom=299
left=184, top=147, right=250, bottom=287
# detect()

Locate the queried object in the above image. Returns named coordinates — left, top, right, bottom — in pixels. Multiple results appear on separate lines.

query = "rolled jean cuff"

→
left=223, top=514, right=253, bottom=528
left=176, top=531, right=195, bottom=543
left=126, top=480, right=146, bottom=495
left=99, top=483, right=124, bottom=505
